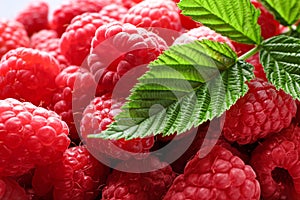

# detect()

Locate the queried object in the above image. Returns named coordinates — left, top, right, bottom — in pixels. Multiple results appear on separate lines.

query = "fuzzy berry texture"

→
left=0, top=177, right=27, bottom=200
left=164, top=145, right=261, bottom=200
left=50, top=0, right=112, bottom=36
left=32, top=146, right=109, bottom=200
left=232, top=0, right=281, bottom=56
left=250, top=125, right=300, bottom=199
left=80, top=95, right=155, bottom=160
left=0, top=47, right=60, bottom=107
left=99, top=4, right=128, bottom=22
left=102, top=156, right=176, bottom=200
left=173, top=25, right=236, bottom=50
left=222, top=78, right=297, bottom=145
left=0, top=98, right=70, bottom=177
left=89, top=22, right=168, bottom=96
left=35, top=38, right=70, bottom=70
left=52, top=65, right=97, bottom=139
left=30, top=29, right=58, bottom=49
left=60, top=12, right=114, bottom=66
left=15, top=1, right=49, bottom=36
left=0, top=19, right=30, bottom=59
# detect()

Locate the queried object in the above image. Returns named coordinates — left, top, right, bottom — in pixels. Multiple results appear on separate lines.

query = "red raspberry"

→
left=122, top=0, right=181, bottom=31
left=89, top=22, right=167, bottom=96
left=30, top=29, right=58, bottom=49
left=102, top=156, right=176, bottom=200
left=172, top=0, right=201, bottom=30
left=246, top=53, right=267, bottom=81
left=35, top=38, right=70, bottom=70
left=51, top=0, right=112, bottom=36
left=80, top=95, right=155, bottom=160
left=60, top=12, right=114, bottom=66
left=0, top=19, right=30, bottom=59
left=0, top=98, right=70, bottom=177
left=15, top=1, right=49, bottom=36
left=99, top=4, right=128, bottom=22
left=52, top=65, right=97, bottom=139
left=173, top=25, right=236, bottom=50
left=222, top=78, right=297, bottom=145
left=250, top=125, right=300, bottom=199
left=164, top=145, right=261, bottom=200
left=32, top=146, right=109, bottom=200
left=0, top=47, right=60, bottom=107
left=233, top=0, right=281, bottom=56
left=0, top=177, right=27, bottom=200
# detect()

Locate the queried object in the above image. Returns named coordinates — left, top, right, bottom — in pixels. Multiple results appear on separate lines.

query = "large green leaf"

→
left=89, top=41, right=254, bottom=140
left=260, top=35, right=300, bottom=100
left=178, top=0, right=262, bottom=44
left=259, top=0, right=300, bottom=26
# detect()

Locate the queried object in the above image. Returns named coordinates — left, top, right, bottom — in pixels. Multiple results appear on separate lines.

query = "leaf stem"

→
left=238, top=45, right=261, bottom=60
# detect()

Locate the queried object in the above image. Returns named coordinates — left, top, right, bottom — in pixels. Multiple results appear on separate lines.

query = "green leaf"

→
left=89, top=41, right=254, bottom=140
left=259, top=0, right=300, bottom=26
left=178, top=0, right=262, bottom=44
left=260, top=35, right=300, bottom=100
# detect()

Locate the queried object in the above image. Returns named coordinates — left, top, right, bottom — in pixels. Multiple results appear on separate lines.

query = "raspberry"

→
left=102, top=156, right=176, bottom=200
left=30, top=29, right=58, bottom=49
left=0, top=19, right=30, bottom=59
left=15, top=1, right=49, bottom=36
left=60, top=12, right=114, bottom=66
left=222, top=78, right=297, bottom=144
left=89, top=22, right=167, bottom=96
left=99, top=4, right=128, bottom=22
left=250, top=125, right=300, bottom=199
left=246, top=53, right=267, bottom=81
left=173, top=26, right=236, bottom=50
left=32, top=146, right=109, bottom=200
left=0, top=98, right=70, bottom=177
left=35, top=38, right=70, bottom=70
left=0, top=47, right=60, bottom=107
left=163, top=145, right=261, bottom=200
left=52, top=65, right=97, bottom=139
left=51, top=0, right=112, bottom=36
left=80, top=95, right=155, bottom=160
left=0, top=177, right=27, bottom=200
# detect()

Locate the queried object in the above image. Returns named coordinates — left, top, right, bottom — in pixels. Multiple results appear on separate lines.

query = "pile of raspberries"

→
left=0, top=0, right=299, bottom=199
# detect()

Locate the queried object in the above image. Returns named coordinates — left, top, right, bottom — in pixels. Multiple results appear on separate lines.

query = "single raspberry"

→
left=246, top=53, right=267, bottom=81
left=0, top=177, right=27, bottom=200
left=172, top=0, right=201, bottom=30
left=222, top=78, right=297, bottom=145
left=15, top=1, right=49, bottom=36
left=35, top=38, right=70, bottom=70
left=173, top=25, right=236, bottom=50
left=232, top=0, right=281, bottom=56
left=99, top=4, right=128, bottom=22
left=80, top=95, right=155, bottom=160
left=51, top=0, right=112, bottom=36
left=102, top=156, right=176, bottom=200
left=60, top=12, right=114, bottom=66
left=250, top=125, right=300, bottom=199
left=89, top=22, right=167, bottom=96
left=0, top=19, right=30, bottom=59
left=0, top=47, right=60, bottom=107
left=30, top=29, right=58, bottom=49
left=32, top=146, right=110, bottom=200
left=52, top=65, right=97, bottom=140
left=163, top=145, right=261, bottom=200
left=0, top=98, right=70, bottom=177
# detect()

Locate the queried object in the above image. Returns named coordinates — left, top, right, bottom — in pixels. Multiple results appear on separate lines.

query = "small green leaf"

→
left=178, top=0, right=262, bottom=44
left=259, top=0, right=300, bottom=26
left=89, top=41, right=254, bottom=140
left=260, top=35, right=300, bottom=100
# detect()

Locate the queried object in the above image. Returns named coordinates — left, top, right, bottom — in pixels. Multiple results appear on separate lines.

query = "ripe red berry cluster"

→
left=0, top=0, right=298, bottom=199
